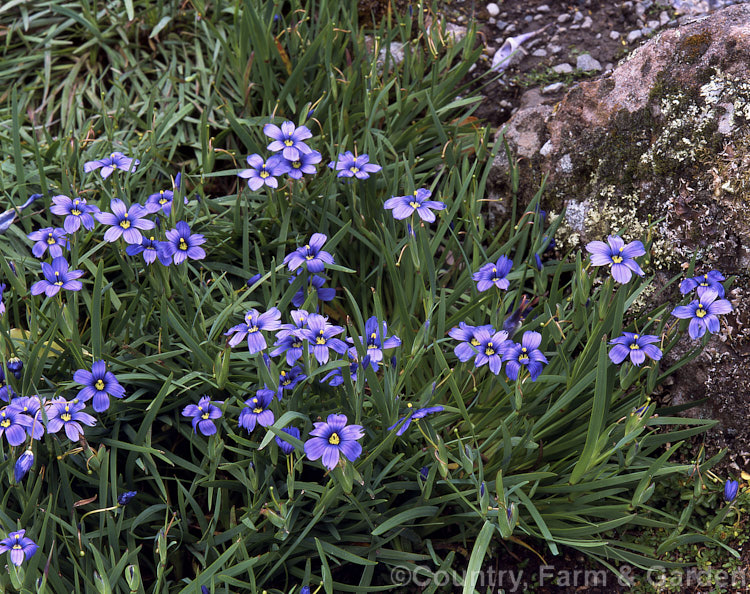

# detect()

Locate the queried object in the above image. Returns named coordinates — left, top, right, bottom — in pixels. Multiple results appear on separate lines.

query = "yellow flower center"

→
left=409, top=201, right=421, bottom=209
left=253, top=407, right=264, bottom=414
left=470, top=338, right=480, bottom=346
left=248, top=325, right=259, bottom=333
left=47, top=233, right=56, bottom=244
left=71, top=208, right=81, bottom=216
left=201, top=412, right=210, bottom=420
left=328, top=432, right=340, bottom=445
left=284, top=139, right=294, bottom=146
left=292, top=161, right=301, bottom=168
left=61, top=413, right=72, bottom=422
left=95, top=379, right=105, bottom=391
left=350, top=167, right=359, bottom=173
left=696, top=306, right=707, bottom=318
left=120, top=219, right=131, bottom=229
left=316, top=336, right=326, bottom=345
left=0, top=419, right=9, bottom=428
left=485, top=342, right=494, bottom=356
left=611, top=255, right=623, bottom=264
left=260, top=170, right=269, bottom=178
left=179, top=238, right=188, bottom=251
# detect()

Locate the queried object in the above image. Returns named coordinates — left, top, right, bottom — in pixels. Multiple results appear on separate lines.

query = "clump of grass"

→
left=0, top=1, right=741, bottom=592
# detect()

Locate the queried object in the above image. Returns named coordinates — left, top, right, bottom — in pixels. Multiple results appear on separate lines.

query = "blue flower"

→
left=320, top=359, right=359, bottom=387
left=14, top=449, right=34, bottom=482
left=0, top=283, right=5, bottom=316
left=724, top=479, right=739, bottom=502
left=291, top=273, right=336, bottom=307
left=277, top=366, right=306, bottom=399
left=73, top=360, right=126, bottom=413
left=238, top=154, right=290, bottom=191
left=118, top=491, right=137, bottom=506
left=0, top=407, right=32, bottom=446
left=246, top=273, right=262, bottom=288
left=225, top=308, right=282, bottom=352
left=7, top=357, right=22, bottom=379
left=264, top=121, right=313, bottom=161
left=680, top=270, right=725, bottom=298
left=502, top=331, right=548, bottom=381
left=270, top=331, right=307, bottom=366
left=304, top=414, right=364, bottom=470
left=27, top=227, right=69, bottom=259
left=389, top=404, right=443, bottom=436
left=50, top=195, right=99, bottom=233
left=44, top=398, right=96, bottom=441
left=0, top=529, right=38, bottom=566
left=125, top=236, right=172, bottom=266
left=9, top=396, right=44, bottom=439
left=84, top=152, right=140, bottom=178
left=348, top=316, right=401, bottom=371
left=238, top=388, right=275, bottom=432
left=384, top=188, right=446, bottom=223
left=30, top=257, right=84, bottom=297
left=448, top=322, right=495, bottom=362
left=276, top=426, right=300, bottom=455
left=95, top=199, right=155, bottom=244
left=283, top=233, right=335, bottom=273
left=301, top=313, right=348, bottom=364
left=472, top=255, right=513, bottom=292
left=473, top=328, right=510, bottom=375
left=182, top=396, right=223, bottom=436
left=144, top=189, right=175, bottom=215
left=163, top=221, right=206, bottom=264
left=328, top=152, right=382, bottom=179
left=671, top=288, right=733, bottom=339
left=286, top=150, right=322, bottom=179
left=609, top=332, right=662, bottom=366
left=585, top=236, right=646, bottom=283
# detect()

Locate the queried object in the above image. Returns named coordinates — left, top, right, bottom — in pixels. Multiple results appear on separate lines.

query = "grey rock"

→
left=505, top=23, right=517, bottom=34
left=552, top=63, right=574, bottom=74
left=549, top=44, right=563, bottom=54
left=648, top=19, right=660, bottom=29
left=582, top=16, right=593, bottom=29
left=537, top=4, right=551, bottom=12
left=486, top=2, right=500, bottom=17
left=557, top=13, right=571, bottom=23
left=660, top=10, right=670, bottom=26
left=524, top=15, right=533, bottom=23
left=609, top=30, right=621, bottom=40
left=626, top=30, right=643, bottom=43
left=531, top=48, right=548, bottom=57
left=496, top=20, right=509, bottom=30
left=641, top=26, right=654, bottom=36
left=576, top=53, right=602, bottom=72
left=573, top=10, right=584, bottom=22
left=542, top=82, right=565, bottom=94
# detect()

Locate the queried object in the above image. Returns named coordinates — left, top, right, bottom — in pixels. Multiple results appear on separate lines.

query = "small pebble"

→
left=505, top=23, right=517, bottom=34
left=549, top=44, right=562, bottom=54
left=552, top=63, right=574, bottom=74
left=573, top=10, right=583, bottom=22
left=531, top=48, right=548, bottom=57
left=487, top=3, right=500, bottom=17
left=557, top=13, right=571, bottom=23
left=660, top=11, right=670, bottom=26
left=495, top=20, right=508, bottom=30
left=581, top=16, right=593, bottom=29
left=537, top=4, right=551, bottom=12
left=641, top=26, right=653, bottom=35
left=533, top=14, right=544, bottom=20
left=609, top=30, right=621, bottom=40
left=576, top=53, right=602, bottom=72
left=542, top=82, right=565, bottom=94
left=647, top=19, right=660, bottom=29
left=626, top=30, right=643, bottom=43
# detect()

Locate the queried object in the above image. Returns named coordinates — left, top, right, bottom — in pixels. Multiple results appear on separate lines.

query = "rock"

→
left=549, top=44, right=563, bottom=54
left=490, top=4, right=750, bottom=449
left=495, top=20, right=509, bottom=30
left=627, top=30, right=643, bottom=43
left=557, top=14, right=571, bottom=23
left=581, top=16, right=593, bottom=29
left=537, top=4, right=551, bottom=12
left=573, top=10, right=584, bottom=22
left=542, top=82, right=565, bottom=94
left=641, top=26, right=654, bottom=36
left=505, top=23, right=517, bottom=34
left=487, top=2, right=500, bottom=17
left=576, top=53, right=602, bottom=71
left=610, top=30, right=621, bottom=40
left=660, top=10, right=670, bottom=26
left=531, top=48, right=548, bottom=57
left=648, top=19, right=661, bottom=29
left=552, top=63, right=574, bottom=74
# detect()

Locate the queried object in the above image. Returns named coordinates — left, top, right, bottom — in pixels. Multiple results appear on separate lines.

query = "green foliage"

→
left=0, top=0, right=737, bottom=592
